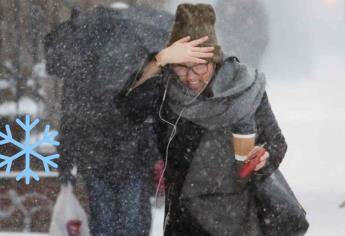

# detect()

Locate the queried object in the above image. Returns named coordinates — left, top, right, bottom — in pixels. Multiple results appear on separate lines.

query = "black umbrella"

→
left=44, top=5, right=172, bottom=77
left=88, top=6, right=172, bottom=92
left=44, top=5, right=173, bottom=94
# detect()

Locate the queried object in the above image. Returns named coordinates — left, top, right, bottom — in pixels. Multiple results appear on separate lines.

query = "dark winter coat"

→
left=44, top=6, right=173, bottom=179
left=115, top=55, right=288, bottom=235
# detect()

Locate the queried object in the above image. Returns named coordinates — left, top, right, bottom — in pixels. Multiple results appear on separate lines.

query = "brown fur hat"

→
left=167, top=3, right=224, bottom=63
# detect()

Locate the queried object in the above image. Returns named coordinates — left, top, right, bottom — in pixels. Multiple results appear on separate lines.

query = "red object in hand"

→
left=153, top=160, right=166, bottom=193
left=67, top=219, right=81, bottom=236
left=239, top=147, right=266, bottom=178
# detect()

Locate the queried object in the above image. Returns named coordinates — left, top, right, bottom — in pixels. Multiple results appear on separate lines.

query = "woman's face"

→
left=173, top=62, right=215, bottom=93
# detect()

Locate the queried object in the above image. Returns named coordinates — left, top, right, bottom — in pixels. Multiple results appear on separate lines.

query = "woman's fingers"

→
left=191, top=46, right=215, bottom=53
left=176, top=35, right=191, bottom=43
left=260, top=151, right=270, bottom=161
left=255, top=152, right=270, bottom=171
left=188, top=57, right=208, bottom=64
left=189, top=36, right=209, bottom=46
left=255, top=160, right=266, bottom=171
left=247, top=146, right=261, bottom=157
left=166, top=36, right=212, bottom=64
left=189, top=51, right=214, bottom=58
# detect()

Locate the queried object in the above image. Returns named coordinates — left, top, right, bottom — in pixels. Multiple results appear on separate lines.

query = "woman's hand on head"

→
left=156, top=36, right=215, bottom=66
left=130, top=36, right=214, bottom=90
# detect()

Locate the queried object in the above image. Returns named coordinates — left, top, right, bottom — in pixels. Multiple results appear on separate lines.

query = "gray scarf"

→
left=167, top=60, right=267, bottom=130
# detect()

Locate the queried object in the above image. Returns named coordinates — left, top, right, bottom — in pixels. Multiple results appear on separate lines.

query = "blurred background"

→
left=0, top=0, right=344, bottom=235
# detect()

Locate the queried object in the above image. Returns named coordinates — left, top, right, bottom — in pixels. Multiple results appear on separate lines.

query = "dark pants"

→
left=83, top=172, right=151, bottom=236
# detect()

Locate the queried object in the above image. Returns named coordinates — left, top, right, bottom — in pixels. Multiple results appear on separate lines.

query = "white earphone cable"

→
left=152, top=78, right=209, bottom=233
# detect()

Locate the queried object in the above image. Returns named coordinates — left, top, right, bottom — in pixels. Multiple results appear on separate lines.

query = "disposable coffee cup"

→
left=232, top=133, right=256, bottom=162
left=232, top=133, right=256, bottom=187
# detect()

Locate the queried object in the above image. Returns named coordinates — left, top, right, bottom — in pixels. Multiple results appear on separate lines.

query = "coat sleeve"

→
left=114, top=53, right=164, bottom=124
left=253, top=91, right=288, bottom=180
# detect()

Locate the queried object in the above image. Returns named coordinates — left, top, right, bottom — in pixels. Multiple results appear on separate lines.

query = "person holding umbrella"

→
left=44, top=4, right=173, bottom=236
left=114, top=3, right=297, bottom=235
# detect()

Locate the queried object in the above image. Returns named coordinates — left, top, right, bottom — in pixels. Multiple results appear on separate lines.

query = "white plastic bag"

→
left=49, top=182, right=90, bottom=236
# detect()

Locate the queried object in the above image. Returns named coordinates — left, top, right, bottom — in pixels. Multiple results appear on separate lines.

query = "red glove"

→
left=239, top=147, right=267, bottom=178
left=153, top=160, right=166, bottom=193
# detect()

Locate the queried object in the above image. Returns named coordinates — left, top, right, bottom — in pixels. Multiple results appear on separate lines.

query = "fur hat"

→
left=167, top=3, right=224, bottom=63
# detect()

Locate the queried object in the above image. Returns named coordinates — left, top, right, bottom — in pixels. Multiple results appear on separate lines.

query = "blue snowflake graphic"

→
left=0, top=115, right=60, bottom=184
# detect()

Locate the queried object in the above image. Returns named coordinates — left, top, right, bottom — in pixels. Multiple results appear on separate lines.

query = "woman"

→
left=116, top=3, right=288, bottom=236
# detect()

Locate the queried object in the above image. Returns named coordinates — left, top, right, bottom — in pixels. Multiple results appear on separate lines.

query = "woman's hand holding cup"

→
left=238, top=145, right=270, bottom=178
left=248, top=146, right=270, bottom=171
left=232, top=133, right=270, bottom=178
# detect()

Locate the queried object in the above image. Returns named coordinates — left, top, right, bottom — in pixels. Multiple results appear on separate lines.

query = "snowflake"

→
left=0, top=115, right=60, bottom=184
